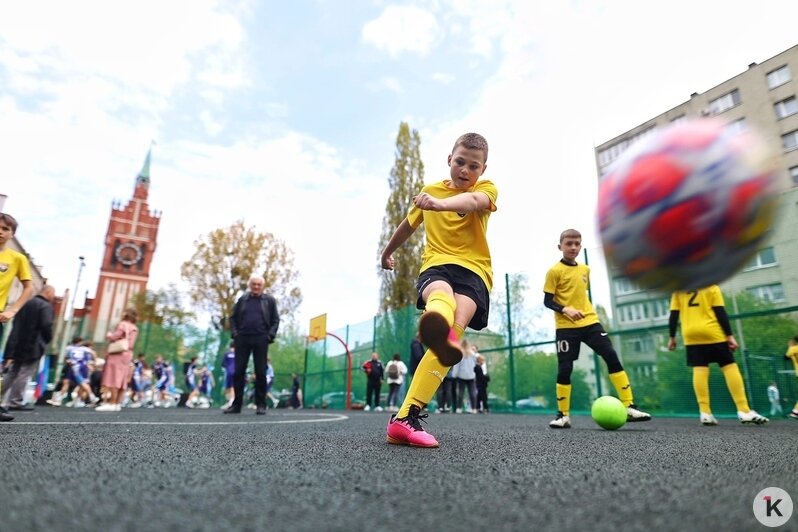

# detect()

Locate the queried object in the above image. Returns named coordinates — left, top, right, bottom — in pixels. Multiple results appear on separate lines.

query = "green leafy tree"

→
left=378, top=122, right=426, bottom=312
left=180, top=220, right=302, bottom=331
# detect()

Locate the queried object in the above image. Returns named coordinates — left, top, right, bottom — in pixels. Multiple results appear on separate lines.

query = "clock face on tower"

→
left=115, top=242, right=143, bottom=266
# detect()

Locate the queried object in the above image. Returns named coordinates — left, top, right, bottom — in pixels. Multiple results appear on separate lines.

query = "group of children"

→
left=45, top=338, right=217, bottom=409
left=380, top=131, right=779, bottom=449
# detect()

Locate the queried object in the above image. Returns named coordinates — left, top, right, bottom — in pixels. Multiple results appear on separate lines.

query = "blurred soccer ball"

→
left=598, top=118, right=784, bottom=292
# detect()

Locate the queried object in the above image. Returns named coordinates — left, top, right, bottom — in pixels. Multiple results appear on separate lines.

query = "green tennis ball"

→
left=591, top=396, right=627, bottom=430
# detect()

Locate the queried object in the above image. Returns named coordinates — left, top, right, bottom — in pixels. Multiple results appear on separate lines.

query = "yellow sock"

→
left=721, top=363, right=750, bottom=412
left=425, top=290, right=455, bottom=326
left=692, top=366, right=711, bottom=414
left=556, top=383, right=571, bottom=415
left=398, top=349, right=449, bottom=418
left=608, top=371, right=633, bottom=407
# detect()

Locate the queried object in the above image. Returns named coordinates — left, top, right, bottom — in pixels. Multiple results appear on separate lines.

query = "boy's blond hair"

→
left=559, top=229, right=581, bottom=243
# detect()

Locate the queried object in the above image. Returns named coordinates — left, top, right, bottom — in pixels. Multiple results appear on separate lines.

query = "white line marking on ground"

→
left=9, top=413, right=349, bottom=425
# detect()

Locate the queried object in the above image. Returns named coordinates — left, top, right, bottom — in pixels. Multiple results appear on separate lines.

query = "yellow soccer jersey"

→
left=0, top=247, right=32, bottom=310
left=543, top=261, right=598, bottom=329
left=786, top=345, right=798, bottom=374
left=408, top=179, right=498, bottom=291
left=670, top=285, right=727, bottom=345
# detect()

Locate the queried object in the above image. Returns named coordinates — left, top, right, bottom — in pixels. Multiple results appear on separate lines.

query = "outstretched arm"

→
left=413, top=191, right=491, bottom=213
left=380, top=219, right=416, bottom=270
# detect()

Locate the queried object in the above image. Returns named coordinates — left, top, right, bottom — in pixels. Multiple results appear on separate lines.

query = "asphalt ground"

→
left=1, top=407, right=796, bottom=532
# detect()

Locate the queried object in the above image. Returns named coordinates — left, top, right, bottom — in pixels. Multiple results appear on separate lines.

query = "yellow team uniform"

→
left=408, top=179, right=497, bottom=291
left=543, top=260, right=638, bottom=415
left=543, top=261, right=597, bottom=329
left=398, top=178, right=497, bottom=419
left=669, top=285, right=727, bottom=345
left=786, top=344, right=798, bottom=414
left=0, top=247, right=32, bottom=310
left=670, top=285, right=752, bottom=416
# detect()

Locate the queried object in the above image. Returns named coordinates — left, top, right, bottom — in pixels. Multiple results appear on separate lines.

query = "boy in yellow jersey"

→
left=380, top=132, right=497, bottom=448
left=668, top=285, right=767, bottom=425
left=784, top=335, right=798, bottom=419
left=0, top=212, right=35, bottom=422
left=544, top=229, right=650, bottom=428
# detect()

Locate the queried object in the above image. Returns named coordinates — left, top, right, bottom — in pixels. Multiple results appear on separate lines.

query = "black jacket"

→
left=5, top=294, right=54, bottom=362
left=231, top=292, right=280, bottom=342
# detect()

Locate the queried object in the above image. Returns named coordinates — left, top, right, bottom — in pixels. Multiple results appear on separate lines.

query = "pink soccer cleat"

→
left=387, top=405, right=440, bottom=448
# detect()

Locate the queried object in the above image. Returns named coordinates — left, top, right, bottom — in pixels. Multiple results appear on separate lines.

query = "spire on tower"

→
left=133, top=141, right=155, bottom=200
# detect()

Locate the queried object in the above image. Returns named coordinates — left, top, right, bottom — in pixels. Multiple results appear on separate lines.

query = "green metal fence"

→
left=57, top=272, right=797, bottom=418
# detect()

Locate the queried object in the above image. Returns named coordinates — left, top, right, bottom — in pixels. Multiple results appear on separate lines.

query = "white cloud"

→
left=367, top=76, right=403, bottom=93
left=431, top=72, right=455, bottom=84
left=362, top=5, right=440, bottom=56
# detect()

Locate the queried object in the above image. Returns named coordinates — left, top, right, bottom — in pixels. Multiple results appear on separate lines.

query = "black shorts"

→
left=555, top=323, right=614, bottom=362
left=686, top=343, right=736, bottom=367
left=416, top=264, right=490, bottom=330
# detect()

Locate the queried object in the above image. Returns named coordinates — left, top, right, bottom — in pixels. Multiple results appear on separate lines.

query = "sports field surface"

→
left=1, top=408, right=795, bottom=531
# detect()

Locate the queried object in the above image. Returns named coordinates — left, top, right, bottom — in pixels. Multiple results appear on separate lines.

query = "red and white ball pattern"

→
left=598, top=118, right=783, bottom=292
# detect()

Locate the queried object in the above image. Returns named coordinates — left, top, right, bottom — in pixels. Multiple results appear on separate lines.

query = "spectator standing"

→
left=290, top=373, right=302, bottom=409
left=362, top=352, right=384, bottom=412
left=1, top=285, right=55, bottom=414
left=453, top=341, right=477, bottom=413
left=385, top=353, right=407, bottom=412
left=96, top=308, right=138, bottom=412
left=221, top=343, right=236, bottom=409
left=225, top=275, right=279, bottom=416
left=408, top=334, right=425, bottom=376
left=474, top=354, right=490, bottom=413
left=767, top=382, right=782, bottom=417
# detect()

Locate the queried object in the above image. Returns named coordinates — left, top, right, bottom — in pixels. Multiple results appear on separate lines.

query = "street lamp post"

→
left=55, top=256, right=86, bottom=380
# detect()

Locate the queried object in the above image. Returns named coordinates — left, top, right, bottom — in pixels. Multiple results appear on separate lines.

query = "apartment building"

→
left=594, top=44, right=798, bottom=374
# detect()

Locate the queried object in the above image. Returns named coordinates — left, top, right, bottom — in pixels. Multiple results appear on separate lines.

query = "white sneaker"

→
left=114, top=404, right=122, bottom=412
left=738, top=410, right=768, bottom=424
left=90, top=395, right=100, bottom=405
left=95, top=404, right=117, bottom=412
left=626, top=404, right=652, bottom=422
left=700, top=413, right=718, bottom=426
left=72, top=400, right=86, bottom=408
left=46, top=397, right=63, bottom=407
left=549, top=412, right=571, bottom=429
left=374, top=406, right=383, bottom=412
left=363, top=405, right=371, bottom=412
left=128, top=402, right=141, bottom=409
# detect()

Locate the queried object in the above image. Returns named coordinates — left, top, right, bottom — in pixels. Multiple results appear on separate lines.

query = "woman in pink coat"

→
left=96, top=308, right=139, bottom=412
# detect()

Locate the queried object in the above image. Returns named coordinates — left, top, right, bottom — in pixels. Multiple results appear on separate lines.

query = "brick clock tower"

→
left=88, top=148, right=161, bottom=343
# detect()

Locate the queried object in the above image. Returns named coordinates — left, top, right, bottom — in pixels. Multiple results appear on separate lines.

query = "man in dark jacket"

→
left=224, top=275, right=279, bottom=415
left=362, top=352, right=384, bottom=412
left=2, top=285, right=55, bottom=415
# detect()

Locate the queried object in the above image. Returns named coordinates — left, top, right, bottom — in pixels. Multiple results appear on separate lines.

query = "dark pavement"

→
left=1, top=407, right=796, bottom=531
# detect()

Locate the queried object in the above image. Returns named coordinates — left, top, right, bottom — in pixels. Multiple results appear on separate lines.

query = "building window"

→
left=614, top=277, right=641, bottom=295
left=790, top=165, right=798, bottom=186
left=774, top=96, right=798, bottom=120
left=746, top=283, right=786, bottom=303
left=767, top=65, right=791, bottom=89
left=743, top=247, right=777, bottom=271
left=596, top=126, right=657, bottom=174
left=783, top=130, right=798, bottom=151
left=617, top=299, right=670, bottom=324
left=724, top=117, right=747, bottom=135
left=709, top=89, right=741, bottom=114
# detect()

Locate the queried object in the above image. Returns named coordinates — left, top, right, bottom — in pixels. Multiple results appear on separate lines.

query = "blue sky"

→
left=2, top=0, right=798, bottom=333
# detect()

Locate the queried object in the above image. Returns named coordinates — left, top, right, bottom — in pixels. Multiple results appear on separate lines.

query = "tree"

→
left=180, top=220, right=302, bottom=331
left=378, top=122, right=426, bottom=312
